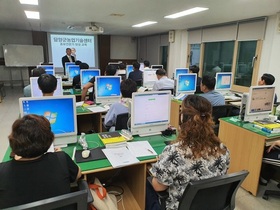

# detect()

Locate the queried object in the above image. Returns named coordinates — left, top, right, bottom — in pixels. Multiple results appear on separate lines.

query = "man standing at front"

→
left=62, top=48, right=76, bottom=75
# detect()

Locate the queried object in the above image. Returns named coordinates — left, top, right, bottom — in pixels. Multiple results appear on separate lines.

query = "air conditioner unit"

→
left=85, top=25, right=104, bottom=34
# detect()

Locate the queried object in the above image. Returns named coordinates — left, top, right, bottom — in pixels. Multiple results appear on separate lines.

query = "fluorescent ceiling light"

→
left=19, top=0, right=38, bottom=5
left=132, top=21, right=157, bottom=27
left=164, top=7, right=209, bottom=19
left=24, top=11, right=40, bottom=19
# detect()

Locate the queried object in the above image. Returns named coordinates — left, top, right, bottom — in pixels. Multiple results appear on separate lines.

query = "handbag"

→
left=89, top=178, right=118, bottom=210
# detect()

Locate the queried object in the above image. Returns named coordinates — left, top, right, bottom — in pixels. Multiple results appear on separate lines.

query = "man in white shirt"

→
left=143, top=60, right=150, bottom=69
left=152, top=69, right=174, bottom=91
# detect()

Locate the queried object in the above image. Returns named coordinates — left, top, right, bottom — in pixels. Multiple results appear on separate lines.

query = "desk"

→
left=2, top=133, right=174, bottom=210
left=219, top=117, right=280, bottom=196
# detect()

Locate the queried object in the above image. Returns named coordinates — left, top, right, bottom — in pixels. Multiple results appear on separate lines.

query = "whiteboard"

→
left=3, top=44, right=44, bottom=67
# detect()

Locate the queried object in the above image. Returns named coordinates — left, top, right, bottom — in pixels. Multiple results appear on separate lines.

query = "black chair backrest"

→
left=212, top=105, right=239, bottom=125
left=115, top=113, right=129, bottom=130
left=178, top=170, right=249, bottom=210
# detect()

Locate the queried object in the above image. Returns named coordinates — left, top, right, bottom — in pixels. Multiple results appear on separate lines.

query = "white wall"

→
left=259, top=15, right=280, bottom=97
left=110, top=36, right=137, bottom=59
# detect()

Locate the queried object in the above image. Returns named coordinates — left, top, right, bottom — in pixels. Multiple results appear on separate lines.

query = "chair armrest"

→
left=77, top=179, right=94, bottom=204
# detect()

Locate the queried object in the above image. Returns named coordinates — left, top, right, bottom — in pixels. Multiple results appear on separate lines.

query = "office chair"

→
left=115, top=113, right=129, bottom=130
left=212, top=104, right=239, bottom=135
left=135, top=80, right=143, bottom=86
left=148, top=170, right=249, bottom=210
left=4, top=179, right=93, bottom=210
left=159, top=88, right=174, bottom=95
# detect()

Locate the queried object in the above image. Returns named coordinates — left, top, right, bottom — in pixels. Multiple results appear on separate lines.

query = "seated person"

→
left=258, top=73, right=277, bottom=104
left=189, top=65, right=202, bottom=94
left=0, top=114, right=81, bottom=208
left=23, top=67, right=46, bottom=97
left=144, top=60, right=150, bottom=69
left=146, top=95, right=230, bottom=210
left=128, top=62, right=143, bottom=85
left=38, top=74, right=57, bottom=96
left=81, top=65, right=117, bottom=101
left=152, top=69, right=174, bottom=91
left=104, top=79, right=137, bottom=131
left=72, top=61, right=89, bottom=89
left=115, top=63, right=126, bottom=80
left=200, top=75, right=225, bottom=106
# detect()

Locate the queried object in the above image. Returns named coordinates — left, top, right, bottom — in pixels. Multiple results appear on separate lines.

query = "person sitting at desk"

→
left=23, top=67, right=46, bottom=97
left=72, top=61, right=89, bottom=89
left=144, top=60, right=150, bottom=69
left=128, top=62, right=143, bottom=85
left=258, top=73, right=277, bottom=104
left=0, top=114, right=82, bottom=209
left=146, top=95, right=230, bottom=210
left=115, top=63, right=126, bottom=80
left=189, top=65, right=202, bottom=94
left=152, top=68, right=174, bottom=91
left=104, top=78, right=137, bottom=131
left=200, top=75, right=225, bottom=106
left=38, top=74, right=57, bottom=96
left=81, top=65, right=117, bottom=101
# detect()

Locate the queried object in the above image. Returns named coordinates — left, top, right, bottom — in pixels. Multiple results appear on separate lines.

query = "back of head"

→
left=9, top=114, right=54, bottom=158
left=75, top=60, right=82, bottom=65
left=261, top=73, right=275, bottom=85
left=121, top=79, right=137, bottom=98
left=32, top=67, right=46, bottom=77
left=133, top=62, right=140, bottom=70
left=202, top=75, right=216, bottom=90
left=190, top=65, right=199, bottom=74
left=156, top=68, right=166, bottom=76
left=105, top=65, right=117, bottom=76
left=119, top=63, right=126, bottom=70
left=79, top=62, right=89, bottom=69
left=144, top=60, right=150, bottom=67
left=38, top=74, right=57, bottom=94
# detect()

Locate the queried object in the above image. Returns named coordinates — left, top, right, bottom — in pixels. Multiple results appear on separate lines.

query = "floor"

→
left=1, top=87, right=280, bottom=209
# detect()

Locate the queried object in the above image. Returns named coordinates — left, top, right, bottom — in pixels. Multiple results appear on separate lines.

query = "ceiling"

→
left=0, top=0, right=280, bottom=37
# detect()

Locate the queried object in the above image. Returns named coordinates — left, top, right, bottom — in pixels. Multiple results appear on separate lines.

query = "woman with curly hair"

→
left=146, top=95, right=230, bottom=210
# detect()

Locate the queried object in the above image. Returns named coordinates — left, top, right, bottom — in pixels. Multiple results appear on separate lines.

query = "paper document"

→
left=102, top=147, right=139, bottom=168
left=127, top=141, right=157, bottom=157
left=76, top=101, right=84, bottom=107
left=87, top=106, right=108, bottom=113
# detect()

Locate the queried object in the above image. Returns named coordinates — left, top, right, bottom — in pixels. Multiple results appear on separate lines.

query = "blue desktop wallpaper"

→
left=68, top=66, right=80, bottom=79
left=81, top=70, right=100, bottom=86
left=216, top=73, right=232, bottom=90
left=21, top=98, right=75, bottom=135
left=96, top=77, right=121, bottom=97
left=175, top=68, right=189, bottom=79
left=177, top=74, right=196, bottom=93
left=126, top=65, right=133, bottom=77
left=65, top=63, right=75, bottom=75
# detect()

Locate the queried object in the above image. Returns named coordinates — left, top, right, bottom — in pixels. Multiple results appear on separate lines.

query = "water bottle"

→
left=78, top=133, right=88, bottom=150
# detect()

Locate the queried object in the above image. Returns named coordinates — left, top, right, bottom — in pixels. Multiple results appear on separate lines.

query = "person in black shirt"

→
left=128, top=62, right=143, bottom=86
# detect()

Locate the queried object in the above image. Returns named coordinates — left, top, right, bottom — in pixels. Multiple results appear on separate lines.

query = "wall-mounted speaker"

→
left=169, top=30, right=175, bottom=43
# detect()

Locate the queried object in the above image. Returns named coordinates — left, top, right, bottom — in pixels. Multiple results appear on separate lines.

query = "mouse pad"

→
left=75, top=147, right=106, bottom=163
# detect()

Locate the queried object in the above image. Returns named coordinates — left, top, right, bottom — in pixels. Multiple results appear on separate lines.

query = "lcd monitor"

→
left=174, top=68, right=189, bottom=80
left=130, top=91, right=171, bottom=136
left=151, top=65, right=163, bottom=69
left=241, top=85, right=275, bottom=122
left=139, top=62, right=144, bottom=71
left=94, top=76, right=121, bottom=104
left=143, top=69, right=157, bottom=88
left=65, top=62, right=75, bottom=76
left=30, top=76, right=63, bottom=97
left=215, top=72, right=233, bottom=91
left=19, top=95, right=77, bottom=146
left=126, top=65, right=133, bottom=78
left=37, top=65, right=55, bottom=75
left=176, top=73, right=197, bottom=95
left=68, top=65, right=80, bottom=81
left=80, top=69, right=100, bottom=88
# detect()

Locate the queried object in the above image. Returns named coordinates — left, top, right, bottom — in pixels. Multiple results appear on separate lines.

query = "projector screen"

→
left=48, top=34, right=98, bottom=69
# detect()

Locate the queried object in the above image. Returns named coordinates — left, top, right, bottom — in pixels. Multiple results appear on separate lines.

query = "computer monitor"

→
left=37, top=65, right=55, bottom=75
left=65, top=62, right=75, bottom=76
left=130, top=91, right=171, bottom=137
left=68, top=65, right=80, bottom=81
left=30, top=76, right=63, bottom=97
left=176, top=73, right=197, bottom=95
left=80, top=69, right=100, bottom=88
left=139, top=62, right=144, bottom=71
left=241, top=85, right=275, bottom=122
left=94, top=76, right=121, bottom=104
left=18, top=95, right=78, bottom=146
left=215, top=72, right=233, bottom=91
left=126, top=65, right=133, bottom=78
left=143, top=69, right=157, bottom=88
left=151, top=65, right=163, bottom=69
left=174, top=68, right=189, bottom=80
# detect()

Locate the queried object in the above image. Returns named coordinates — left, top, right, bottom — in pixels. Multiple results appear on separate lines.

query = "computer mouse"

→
left=82, top=150, right=90, bottom=158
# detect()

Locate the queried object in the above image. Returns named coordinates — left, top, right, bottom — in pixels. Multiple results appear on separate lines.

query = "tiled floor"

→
left=0, top=87, right=280, bottom=209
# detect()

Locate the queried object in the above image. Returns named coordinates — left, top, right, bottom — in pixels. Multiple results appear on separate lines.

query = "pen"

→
left=147, top=149, right=154, bottom=154
left=72, top=146, right=76, bottom=160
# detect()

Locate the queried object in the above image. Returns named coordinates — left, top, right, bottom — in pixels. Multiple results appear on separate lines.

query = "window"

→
left=189, top=44, right=200, bottom=66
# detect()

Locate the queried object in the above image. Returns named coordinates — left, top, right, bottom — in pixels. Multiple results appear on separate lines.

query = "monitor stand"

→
left=54, top=135, right=78, bottom=146
left=139, top=131, right=161, bottom=137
